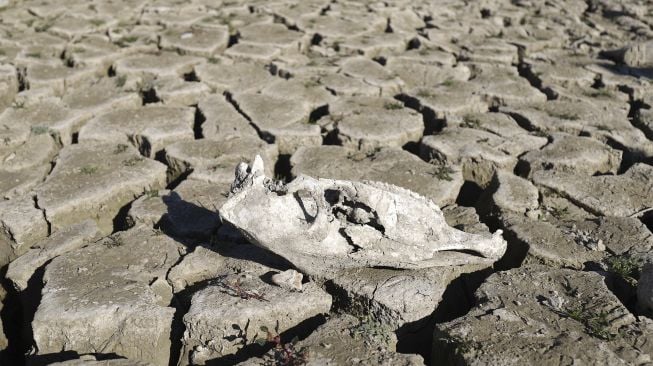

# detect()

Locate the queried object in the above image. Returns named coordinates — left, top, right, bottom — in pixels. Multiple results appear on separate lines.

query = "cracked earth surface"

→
left=0, top=0, right=652, bottom=365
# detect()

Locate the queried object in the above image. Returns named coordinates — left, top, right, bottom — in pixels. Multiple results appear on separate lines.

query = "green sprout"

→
left=123, top=156, right=144, bottom=166
left=563, top=304, right=615, bottom=341
left=114, top=75, right=127, bottom=87
left=79, top=165, right=99, bottom=175
left=383, top=102, right=403, bottom=110
left=606, top=256, right=639, bottom=280
left=430, top=164, right=455, bottom=181
left=31, top=126, right=50, bottom=135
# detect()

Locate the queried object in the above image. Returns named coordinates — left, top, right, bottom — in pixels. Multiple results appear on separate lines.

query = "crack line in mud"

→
left=223, top=92, right=270, bottom=143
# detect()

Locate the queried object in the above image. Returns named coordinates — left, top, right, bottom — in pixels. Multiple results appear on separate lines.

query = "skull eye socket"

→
left=324, top=189, right=341, bottom=206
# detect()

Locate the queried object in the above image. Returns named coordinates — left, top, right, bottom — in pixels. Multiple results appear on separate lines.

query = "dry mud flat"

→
left=0, top=0, right=652, bottom=365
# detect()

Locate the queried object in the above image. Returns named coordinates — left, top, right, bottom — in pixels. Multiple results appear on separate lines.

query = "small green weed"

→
left=583, top=89, right=613, bottom=98
left=561, top=278, right=579, bottom=297
left=123, top=156, right=144, bottom=167
left=452, top=339, right=478, bottom=355
left=113, top=144, right=129, bottom=154
left=565, top=305, right=585, bottom=322
left=430, top=164, right=455, bottom=181
left=346, top=151, right=366, bottom=161
left=144, top=189, right=159, bottom=198
left=461, top=116, right=481, bottom=128
left=115, top=35, right=139, bottom=48
left=122, top=35, right=138, bottom=43
left=383, top=102, right=403, bottom=110
left=349, top=315, right=394, bottom=346
left=89, top=19, right=105, bottom=27
left=441, top=79, right=454, bottom=87
left=346, top=147, right=381, bottom=162
left=114, top=75, right=127, bottom=88
left=548, top=110, right=580, bottom=120
left=79, top=165, right=98, bottom=175
left=35, top=20, right=54, bottom=32
left=606, top=256, right=639, bottom=280
left=563, top=304, right=615, bottom=340
left=416, top=88, right=434, bottom=98
left=103, top=236, right=122, bottom=248
left=596, top=124, right=612, bottom=131
left=31, top=126, right=49, bottom=135
left=303, top=79, right=321, bottom=88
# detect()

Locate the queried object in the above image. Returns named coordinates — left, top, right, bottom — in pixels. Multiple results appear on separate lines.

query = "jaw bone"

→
left=220, top=155, right=507, bottom=277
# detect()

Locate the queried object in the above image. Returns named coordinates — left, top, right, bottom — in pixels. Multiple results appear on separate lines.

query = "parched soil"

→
left=0, top=0, right=652, bottom=365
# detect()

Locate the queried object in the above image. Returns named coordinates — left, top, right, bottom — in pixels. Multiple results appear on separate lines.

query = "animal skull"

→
left=220, top=156, right=507, bottom=277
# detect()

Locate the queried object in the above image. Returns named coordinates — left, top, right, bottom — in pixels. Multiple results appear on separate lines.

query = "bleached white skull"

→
left=220, top=156, right=507, bottom=277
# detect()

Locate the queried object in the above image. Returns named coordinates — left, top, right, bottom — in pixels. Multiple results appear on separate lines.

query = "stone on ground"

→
left=126, top=179, right=225, bottom=241
left=239, top=314, right=423, bottom=366
left=197, top=94, right=259, bottom=140
left=0, top=195, right=49, bottom=267
left=533, top=163, right=653, bottom=217
left=49, top=355, right=152, bottom=365
left=35, top=143, right=167, bottom=235
left=290, top=145, right=463, bottom=206
left=504, top=100, right=653, bottom=158
left=167, top=245, right=226, bottom=293
left=433, top=265, right=652, bottom=365
left=420, top=127, right=528, bottom=187
left=164, top=137, right=277, bottom=183
left=194, top=62, right=275, bottom=94
left=149, top=76, right=211, bottom=107
left=329, top=264, right=489, bottom=330
left=231, top=92, right=320, bottom=154
left=112, top=52, right=202, bottom=79
left=31, top=226, right=183, bottom=366
left=401, top=81, right=488, bottom=124
left=238, top=23, right=308, bottom=53
left=6, top=220, right=99, bottom=292
left=0, top=97, right=86, bottom=145
left=78, top=105, right=195, bottom=157
left=328, top=96, right=424, bottom=151
left=0, top=286, right=7, bottom=354
left=179, top=268, right=331, bottom=365
left=159, top=25, right=230, bottom=57
left=62, top=77, right=142, bottom=121
left=519, top=133, right=622, bottom=177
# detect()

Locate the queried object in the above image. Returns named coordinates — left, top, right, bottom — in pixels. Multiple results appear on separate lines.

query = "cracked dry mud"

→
left=0, top=0, right=652, bottom=365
